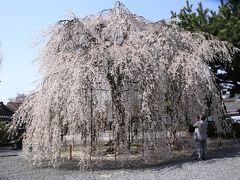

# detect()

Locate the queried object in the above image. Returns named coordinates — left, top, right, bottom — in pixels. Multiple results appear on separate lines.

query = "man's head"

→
left=201, top=114, right=207, bottom=121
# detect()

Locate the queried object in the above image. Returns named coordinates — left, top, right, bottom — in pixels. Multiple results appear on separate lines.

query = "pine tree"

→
left=172, top=0, right=240, bottom=94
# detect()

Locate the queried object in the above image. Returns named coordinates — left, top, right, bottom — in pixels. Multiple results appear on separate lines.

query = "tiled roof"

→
left=0, top=102, right=14, bottom=122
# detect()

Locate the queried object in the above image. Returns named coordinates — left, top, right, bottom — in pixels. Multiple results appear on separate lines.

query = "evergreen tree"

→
left=172, top=0, right=240, bottom=94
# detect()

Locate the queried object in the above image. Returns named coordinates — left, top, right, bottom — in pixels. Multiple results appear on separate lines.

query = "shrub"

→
left=0, top=123, right=14, bottom=145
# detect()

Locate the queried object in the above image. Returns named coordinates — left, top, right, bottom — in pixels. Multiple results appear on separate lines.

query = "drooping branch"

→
left=11, top=3, right=239, bottom=168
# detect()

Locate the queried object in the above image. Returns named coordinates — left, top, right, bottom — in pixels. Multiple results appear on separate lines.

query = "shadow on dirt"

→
left=151, top=138, right=240, bottom=172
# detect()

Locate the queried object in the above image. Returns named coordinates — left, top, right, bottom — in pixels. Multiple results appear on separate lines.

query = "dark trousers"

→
left=196, top=139, right=207, bottom=160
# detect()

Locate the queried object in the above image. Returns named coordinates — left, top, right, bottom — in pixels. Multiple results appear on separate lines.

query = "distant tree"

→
left=8, top=93, right=27, bottom=103
left=171, top=0, right=240, bottom=94
left=7, top=93, right=26, bottom=112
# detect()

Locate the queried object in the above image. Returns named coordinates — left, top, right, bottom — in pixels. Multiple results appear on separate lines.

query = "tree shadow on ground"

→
left=27, top=138, right=240, bottom=172
left=57, top=140, right=240, bottom=171
left=151, top=138, right=240, bottom=172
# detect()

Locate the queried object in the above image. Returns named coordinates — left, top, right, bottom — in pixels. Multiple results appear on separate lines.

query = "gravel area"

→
left=1, top=140, right=240, bottom=180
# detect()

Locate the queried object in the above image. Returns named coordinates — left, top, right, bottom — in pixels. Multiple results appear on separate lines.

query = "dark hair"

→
left=201, top=114, right=207, bottom=120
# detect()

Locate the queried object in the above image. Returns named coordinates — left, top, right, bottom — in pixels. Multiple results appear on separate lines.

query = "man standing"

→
left=193, top=114, right=208, bottom=160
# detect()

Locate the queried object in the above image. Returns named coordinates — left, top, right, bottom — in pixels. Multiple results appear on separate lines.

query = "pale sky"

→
left=0, top=0, right=220, bottom=103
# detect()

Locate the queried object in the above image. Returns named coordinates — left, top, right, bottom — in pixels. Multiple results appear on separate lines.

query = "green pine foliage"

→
left=172, top=0, right=240, bottom=94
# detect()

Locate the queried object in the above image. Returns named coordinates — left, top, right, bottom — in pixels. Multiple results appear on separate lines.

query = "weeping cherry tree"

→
left=12, top=2, right=238, bottom=168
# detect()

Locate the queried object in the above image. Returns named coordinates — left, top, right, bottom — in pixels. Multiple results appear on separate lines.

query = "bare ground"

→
left=0, top=138, right=240, bottom=180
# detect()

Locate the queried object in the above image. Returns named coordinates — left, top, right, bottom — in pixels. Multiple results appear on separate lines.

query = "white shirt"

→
left=193, top=120, right=208, bottom=140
